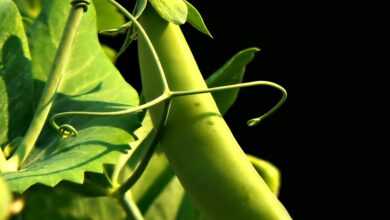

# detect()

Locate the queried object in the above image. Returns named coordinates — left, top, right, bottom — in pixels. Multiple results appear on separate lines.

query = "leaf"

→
left=13, top=0, right=41, bottom=19
left=21, top=184, right=126, bottom=220
left=93, top=0, right=126, bottom=31
left=15, top=0, right=126, bottom=33
left=116, top=0, right=148, bottom=57
left=184, top=1, right=212, bottom=38
left=131, top=152, right=175, bottom=213
left=248, top=155, right=281, bottom=195
left=12, top=0, right=42, bottom=30
left=144, top=177, right=187, bottom=220
left=149, top=0, right=188, bottom=25
left=0, top=0, right=33, bottom=150
left=206, top=47, right=260, bottom=114
left=2, top=0, right=141, bottom=193
left=101, top=45, right=117, bottom=63
left=129, top=144, right=200, bottom=219
left=0, top=177, right=12, bottom=220
left=134, top=0, right=148, bottom=17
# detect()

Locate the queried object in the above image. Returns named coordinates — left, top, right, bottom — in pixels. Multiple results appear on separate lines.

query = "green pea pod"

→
left=138, top=6, right=291, bottom=220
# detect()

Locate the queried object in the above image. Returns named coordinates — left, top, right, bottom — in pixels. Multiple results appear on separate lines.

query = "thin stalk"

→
left=6, top=1, right=88, bottom=169
left=171, top=80, right=288, bottom=126
left=50, top=93, right=170, bottom=137
left=113, top=100, right=171, bottom=196
left=108, top=0, right=170, bottom=91
left=110, top=112, right=154, bottom=186
left=118, top=193, right=144, bottom=220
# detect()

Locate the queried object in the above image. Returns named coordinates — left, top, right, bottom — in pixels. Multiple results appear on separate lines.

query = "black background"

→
left=101, top=1, right=329, bottom=219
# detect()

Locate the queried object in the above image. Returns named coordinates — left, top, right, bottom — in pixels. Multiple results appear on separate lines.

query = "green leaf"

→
left=101, top=45, right=117, bottom=63
left=13, top=0, right=41, bottom=19
left=144, top=177, right=187, bottom=220
left=248, top=155, right=281, bottom=195
left=21, top=184, right=126, bottom=220
left=184, top=1, right=212, bottom=38
left=93, top=0, right=126, bottom=31
left=116, top=0, right=148, bottom=57
left=132, top=152, right=175, bottom=213
left=175, top=193, right=203, bottom=220
left=206, top=47, right=260, bottom=114
left=149, top=0, right=188, bottom=25
left=13, top=0, right=42, bottom=29
left=134, top=0, right=148, bottom=17
left=2, top=0, right=141, bottom=193
left=129, top=142, right=199, bottom=219
left=0, top=177, right=12, bottom=220
left=0, top=0, right=33, bottom=150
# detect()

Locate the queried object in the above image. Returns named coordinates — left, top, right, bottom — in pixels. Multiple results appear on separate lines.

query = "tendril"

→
left=99, top=0, right=147, bottom=58
left=50, top=0, right=288, bottom=138
left=54, top=124, right=79, bottom=138
left=171, top=81, right=287, bottom=126
left=50, top=93, right=170, bottom=138
left=113, top=99, right=171, bottom=196
left=99, top=23, right=130, bottom=35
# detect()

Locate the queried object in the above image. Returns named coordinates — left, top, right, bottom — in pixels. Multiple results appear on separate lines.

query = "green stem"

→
left=109, top=0, right=170, bottom=91
left=113, top=100, right=171, bottom=196
left=118, top=194, right=144, bottom=220
left=50, top=93, right=170, bottom=137
left=6, top=1, right=89, bottom=169
left=50, top=80, right=287, bottom=136
left=110, top=117, right=153, bottom=186
left=171, top=80, right=287, bottom=126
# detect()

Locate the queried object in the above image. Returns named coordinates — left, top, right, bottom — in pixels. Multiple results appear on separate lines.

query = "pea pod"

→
left=137, top=6, right=291, bottom=220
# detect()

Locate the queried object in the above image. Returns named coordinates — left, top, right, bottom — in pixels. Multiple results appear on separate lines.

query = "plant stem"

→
left=118, top=193, right=144, bottom=220
left=7, top=1, right=88, bottom=169
left=109, top=0, right=170, bottom=92
left=113, top=100, right=171, bottom=196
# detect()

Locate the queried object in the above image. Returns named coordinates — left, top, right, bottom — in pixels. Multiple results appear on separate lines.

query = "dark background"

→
left=101, top=1, right=330, bottom=219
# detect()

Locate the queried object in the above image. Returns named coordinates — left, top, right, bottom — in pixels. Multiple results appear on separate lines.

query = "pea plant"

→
left=0, top=0, right=292, bottom=219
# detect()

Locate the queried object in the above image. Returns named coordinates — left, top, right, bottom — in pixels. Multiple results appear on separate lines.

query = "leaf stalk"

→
left=5, top=0, right=90, bottom=170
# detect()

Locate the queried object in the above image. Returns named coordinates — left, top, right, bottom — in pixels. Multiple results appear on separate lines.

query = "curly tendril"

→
left=50, top=0, right=287, bottom=138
